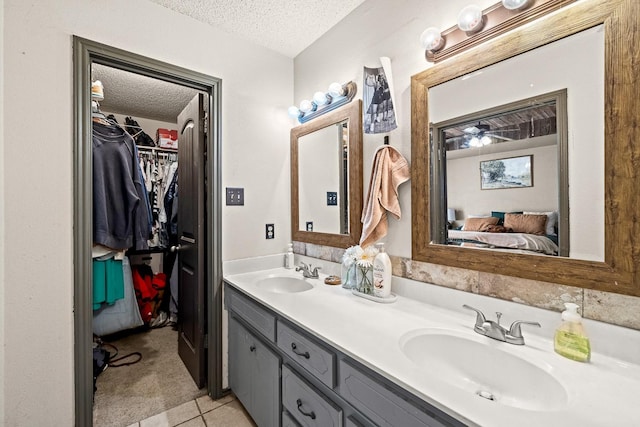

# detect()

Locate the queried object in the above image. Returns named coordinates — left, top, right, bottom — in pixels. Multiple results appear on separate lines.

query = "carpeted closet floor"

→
left=93, top=326, right=206, bottom=427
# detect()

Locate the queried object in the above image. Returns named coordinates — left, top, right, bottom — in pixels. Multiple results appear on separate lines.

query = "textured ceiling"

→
left=148, top=0, right=366, bottom=57
left=92, top=63, right=200, bottom=123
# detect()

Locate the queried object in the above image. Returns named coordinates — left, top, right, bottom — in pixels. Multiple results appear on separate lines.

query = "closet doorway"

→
left=73, top=37, right=223, bottom=427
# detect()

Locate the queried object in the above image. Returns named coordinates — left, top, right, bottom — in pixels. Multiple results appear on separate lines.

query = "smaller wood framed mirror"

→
left=292, top=100, right=363, bottom=248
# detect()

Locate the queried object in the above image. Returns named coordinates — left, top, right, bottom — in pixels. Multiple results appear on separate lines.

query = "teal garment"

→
left=93, top=258, right=125, bottom=310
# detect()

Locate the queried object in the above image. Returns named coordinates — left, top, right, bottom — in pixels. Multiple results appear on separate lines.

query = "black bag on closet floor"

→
left=93, top=346, right=110, bottom=398
left=92, top=337, right=142, bottom=397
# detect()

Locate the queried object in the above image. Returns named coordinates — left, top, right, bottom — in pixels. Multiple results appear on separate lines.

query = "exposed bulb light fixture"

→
left=288, top=106, right=302, bottom=119
left=313, top=91, right=331, bottom=106
left=420, top=27, right=445, bottom=52
left=299, top=99, right=316, bottom=114
left=457, top=4, right=484, bottom=34
left=328, top=82, right=346, bottom=97
left=423, top=0, right=564, bottom=63
left=288, top=81, right=357, bottom=124
left=502, top=0, right=530, bottom=10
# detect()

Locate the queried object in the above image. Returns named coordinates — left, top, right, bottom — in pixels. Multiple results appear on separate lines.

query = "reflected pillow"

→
left=463, top=216, right=499, bottom=232
left=504, top=213, right=547, bottom=235
left=491, top=211, right=523, bottom=226
left=461, top=214, right=490, bottom=230
left=524, top=211, right=558, bottom=235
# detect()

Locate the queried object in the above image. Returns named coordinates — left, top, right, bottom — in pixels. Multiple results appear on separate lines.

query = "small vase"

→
left=341, top=261, right=356, bottom=289
left=356, top=264, right=374, bottom=294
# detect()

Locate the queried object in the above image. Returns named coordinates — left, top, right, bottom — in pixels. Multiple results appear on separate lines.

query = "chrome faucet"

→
left=296, top=262, right=321, bottom=279
left=462, top=304, right=541, bottom=345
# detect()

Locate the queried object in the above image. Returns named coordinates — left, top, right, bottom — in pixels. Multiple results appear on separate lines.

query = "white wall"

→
left=2, top=0, right=292, bottom=424
left=0, top=0, right=5, bottom=422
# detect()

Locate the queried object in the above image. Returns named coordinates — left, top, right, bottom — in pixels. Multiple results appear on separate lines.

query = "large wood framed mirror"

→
left=411, top=0, right=640, bottom=296
left=292, top=100, right=363, bottom=247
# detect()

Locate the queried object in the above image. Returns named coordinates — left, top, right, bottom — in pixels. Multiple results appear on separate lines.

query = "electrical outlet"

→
left=265, top=223, right=275, bottom=239
left=306, top=221, right=314, bottom=232
left=226, top=187, right=244, bottom=206
left=327, top=191, right=337, bottom=206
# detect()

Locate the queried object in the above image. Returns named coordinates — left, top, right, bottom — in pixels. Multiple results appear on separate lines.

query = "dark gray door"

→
left=177, top=93, right=207, bottom=387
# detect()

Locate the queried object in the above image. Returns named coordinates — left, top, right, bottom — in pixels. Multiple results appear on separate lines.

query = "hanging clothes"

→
left=92, top=121, right=151, bottom=250
left=137, top=149, right=178, bottom=248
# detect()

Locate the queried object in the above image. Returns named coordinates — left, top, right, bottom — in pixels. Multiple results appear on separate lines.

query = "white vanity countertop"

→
left=224, top=267, right=640, bottom=427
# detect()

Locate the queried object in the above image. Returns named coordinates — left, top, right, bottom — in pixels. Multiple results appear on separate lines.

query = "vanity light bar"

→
left=288, top=81, right=358, bottom=124
left=420, top=0, right=577, bottom=63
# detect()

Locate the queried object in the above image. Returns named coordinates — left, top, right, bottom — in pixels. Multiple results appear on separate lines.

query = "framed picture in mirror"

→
left=480, top=155, right=532, bottom=190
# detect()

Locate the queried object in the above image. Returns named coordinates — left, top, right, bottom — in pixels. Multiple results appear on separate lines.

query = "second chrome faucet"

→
left=296, top=262, right=321, bottom=279
left=463, top=304, right=540, bottom=345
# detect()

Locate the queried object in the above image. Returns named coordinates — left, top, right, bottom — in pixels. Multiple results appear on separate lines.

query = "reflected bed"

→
left=448, top=230, right=558, bottom=255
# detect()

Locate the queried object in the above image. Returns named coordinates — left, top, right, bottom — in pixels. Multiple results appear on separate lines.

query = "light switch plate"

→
left=306, top=221, right=314, bottom=231
left=327, top=191, right=338, bottom=206
left=226, top=187, right=244, bottom=205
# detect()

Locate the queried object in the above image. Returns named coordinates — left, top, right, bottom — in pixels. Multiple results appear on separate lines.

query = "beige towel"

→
left=360, top=145, right=410, bottom=247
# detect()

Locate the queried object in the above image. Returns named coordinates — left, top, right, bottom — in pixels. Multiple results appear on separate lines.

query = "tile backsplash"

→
left=293, top=242, right=640, bottom=331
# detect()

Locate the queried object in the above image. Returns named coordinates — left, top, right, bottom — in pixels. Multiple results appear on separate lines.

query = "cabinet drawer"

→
left=282, top=409, right=300, bottom=427
left=277, top=320, right=335, bottom=387
left=338, top=360, right=462, bottom=427
left=226, top=285, right=276, bottom=341
left=282, top=364, right=342, bottom=427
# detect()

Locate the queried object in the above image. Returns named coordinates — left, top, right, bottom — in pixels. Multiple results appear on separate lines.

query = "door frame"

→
left=72, top=36, right=223, bottom=426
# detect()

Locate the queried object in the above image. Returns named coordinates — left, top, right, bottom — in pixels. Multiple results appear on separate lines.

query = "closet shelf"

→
left=126, top=247, right=169, bottom=255
left=136, top=145, right=177, bottom=154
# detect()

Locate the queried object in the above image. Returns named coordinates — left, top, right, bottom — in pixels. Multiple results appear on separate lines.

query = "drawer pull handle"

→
left=291, top=343, right=310, bottom=359
left=249, top=345, right=256, bottom=352
left=296, top=399, right=316, bottom=420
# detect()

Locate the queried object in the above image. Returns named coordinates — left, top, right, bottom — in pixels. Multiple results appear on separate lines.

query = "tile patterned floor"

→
left=127, top=393, right=256, bottom=427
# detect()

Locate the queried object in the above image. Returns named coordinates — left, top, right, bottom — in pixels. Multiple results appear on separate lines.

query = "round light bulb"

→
left=469, top=136, right=481, bottom=147
left=502, top=0, right=530, bottom=10
left=457, top=5, right=484, bottom=33
left=288, top=106, right=301, bottom=118
left=299, top=99, right=315, bottom=113
left=420, top=27, right=445, bottom=52
left=481, top=135, right=492, bottom=145
left=313, top=91, right=330, bottom=106
left=328, top=82, right=345, bottom=97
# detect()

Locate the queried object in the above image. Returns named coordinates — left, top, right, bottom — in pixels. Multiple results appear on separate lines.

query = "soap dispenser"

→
left=554, top=303, right=591, bottom=362
left=372, top=242, right=391, bottom=298
left=284, top=243, right=294, bottom=269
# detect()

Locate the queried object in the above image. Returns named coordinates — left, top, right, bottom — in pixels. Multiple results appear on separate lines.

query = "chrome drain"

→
left=476, top=390, right=496, bottom=401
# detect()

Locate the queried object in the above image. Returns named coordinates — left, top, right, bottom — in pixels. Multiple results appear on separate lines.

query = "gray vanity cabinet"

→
left=228, top=316, right=280, bottom=427
left=338, top=360, right=459, bottom=427
left=282, top=410, right=300, bottom=427
left=282, top=364, right=342, bottom=426
left=224, top=282, right=465, bottom=427
left=277, top=320, right=335, bottom=388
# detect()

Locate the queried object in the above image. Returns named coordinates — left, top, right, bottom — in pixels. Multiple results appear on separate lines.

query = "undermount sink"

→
left=255, top=276, right=314, bottom=293
left=399, top=329, right=568, bottom=411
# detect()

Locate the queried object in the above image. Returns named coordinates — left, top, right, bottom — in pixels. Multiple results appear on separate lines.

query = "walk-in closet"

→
left=90, top=63, right=207, bottom=427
